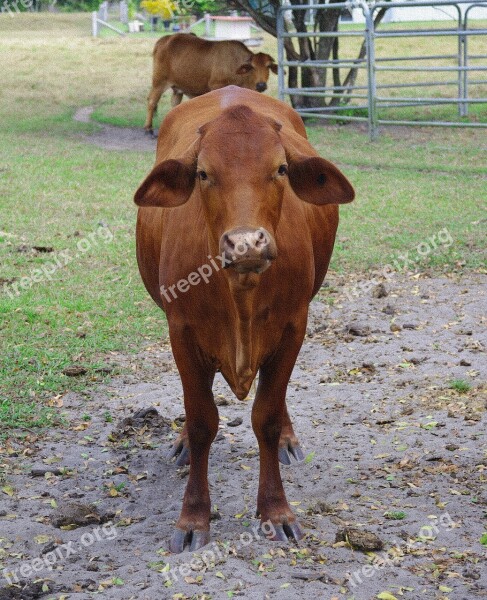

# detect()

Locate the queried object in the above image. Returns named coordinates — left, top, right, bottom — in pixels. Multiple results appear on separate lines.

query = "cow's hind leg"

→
left=167, top=424, right=190, bottom=466
left=278, top=405, right=305, bottom=465
left=169, top=328, right=218, bottom=553
left=171, top=87, right=184, bottom=107
left=170, top=405, right=304, bottom=468
left=252, top=325, right=306, bottom=542
left=144, top=81, right=169, bottom=135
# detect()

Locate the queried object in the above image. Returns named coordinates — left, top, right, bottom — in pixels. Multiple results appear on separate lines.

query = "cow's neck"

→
left=228, top=273, right=260, bottom=400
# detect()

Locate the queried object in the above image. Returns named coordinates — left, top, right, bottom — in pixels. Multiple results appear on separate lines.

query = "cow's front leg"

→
left=252, top=327, right=305, bottom=542
left=169, top=329, right=218, bottom=553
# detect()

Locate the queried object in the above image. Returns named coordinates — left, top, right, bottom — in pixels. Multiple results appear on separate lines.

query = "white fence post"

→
left=205, top=12, right=211, bottom=36
left=92, top=11, right=98, bottom=37
left=120, top=0, right=128, bottom=23
left=99, top=1, right=108, bottom=21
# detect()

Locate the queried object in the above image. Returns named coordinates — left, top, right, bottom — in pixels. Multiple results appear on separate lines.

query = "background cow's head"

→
left=236, top=53, right=278, bottom=93
left=134, top=105, right=354, bottom=275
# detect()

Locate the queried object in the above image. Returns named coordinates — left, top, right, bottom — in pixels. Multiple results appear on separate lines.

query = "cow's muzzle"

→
left=220, top=227, right=277, bottom=274
left=256, top=82, right=267, bottom=93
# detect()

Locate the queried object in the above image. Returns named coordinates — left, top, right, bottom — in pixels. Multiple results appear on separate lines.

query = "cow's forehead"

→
left=199, top=105, right=279, bottom=137
left=197, top=108, right=284, bottom=165
left=252, top=52, right=273, bottom=66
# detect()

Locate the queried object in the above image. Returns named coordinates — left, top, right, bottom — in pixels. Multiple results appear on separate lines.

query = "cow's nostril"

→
left=223, top=234, right=235, bottom=250
left=255, top=230, right=267, bottom=248
left=256, top=83, right=267, bottom=92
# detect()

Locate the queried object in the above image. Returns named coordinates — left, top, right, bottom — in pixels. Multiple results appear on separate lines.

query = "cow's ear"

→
left=134, top=159, right=196, bottom=207
left=270, top=63, right=279, bottom=75
left=236, top=62, right=254, bottom=75
left=288, top=156, right=354, bottom=205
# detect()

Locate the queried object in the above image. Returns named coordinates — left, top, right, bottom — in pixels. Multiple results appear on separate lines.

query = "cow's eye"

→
left=277, top=164, right=288, bottom=176
left=198, top=171, right=208, bottom=181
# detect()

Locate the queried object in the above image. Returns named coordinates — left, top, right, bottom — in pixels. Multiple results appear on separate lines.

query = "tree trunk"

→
left=232, top=0, right=388, bottom=111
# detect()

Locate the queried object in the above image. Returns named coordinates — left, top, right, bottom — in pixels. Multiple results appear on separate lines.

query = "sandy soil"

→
left=1, top=270, right=486, bottom=600
left=73, top=108, right=158, bottom=152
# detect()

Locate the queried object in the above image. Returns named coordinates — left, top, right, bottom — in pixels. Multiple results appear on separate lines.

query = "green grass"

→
left=448, top=379, right=472, bottom=393
left=0, top=13, right=486, bottom=432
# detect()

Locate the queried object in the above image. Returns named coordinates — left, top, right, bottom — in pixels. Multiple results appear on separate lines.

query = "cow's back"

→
left=152, top=35, right=252, bottom=97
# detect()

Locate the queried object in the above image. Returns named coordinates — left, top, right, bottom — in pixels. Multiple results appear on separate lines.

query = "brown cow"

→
left=134, top=86, right=354, bottom=552
left=143, top=33, right=278, bottom=133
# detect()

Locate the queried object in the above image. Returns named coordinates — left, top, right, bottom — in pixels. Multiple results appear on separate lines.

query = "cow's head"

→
left=235, top=52, right=278, bottom=93
left=134, top=105, right=354, bottom=276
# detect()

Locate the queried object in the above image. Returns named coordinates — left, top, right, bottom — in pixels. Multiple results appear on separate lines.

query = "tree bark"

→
left=232, top=0, right=388, bottom=111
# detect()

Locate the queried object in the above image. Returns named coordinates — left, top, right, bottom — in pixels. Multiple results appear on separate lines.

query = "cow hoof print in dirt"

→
left=134, top=86, right=354, bottom=553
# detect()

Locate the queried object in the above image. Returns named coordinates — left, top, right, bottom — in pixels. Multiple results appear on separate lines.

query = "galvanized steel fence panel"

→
left=277, top=0, right=487, bottom=139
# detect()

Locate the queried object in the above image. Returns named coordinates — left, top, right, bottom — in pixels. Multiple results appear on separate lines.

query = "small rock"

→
left=446, top=444, right=459, bottom=451
left=40, top=541, right=60, bottom=555
left=178, top=466, right=190, bottom=479
left=32, top=246, right=54, bottom=253
left=390, top=323, right=402, bottom=332
left=307, top=501, right=336, bottom=516
left=459, top=359, right=472, bottom=366
left=463, top=567, right=481, bottom=580
left=335, top=527, right=384, bottom=551
left=215, top=396, right=230, bottom=406
left=345, top=324, right=371, bottom=337
left=372, top=283, right=388, bottom=298
left=62, top=365, right=88, bottom=377
left=402, top=323, right=417, bottom=330
left=227, top=417, right=243, bottom=427
left=382, top=304, right=396, bottom=315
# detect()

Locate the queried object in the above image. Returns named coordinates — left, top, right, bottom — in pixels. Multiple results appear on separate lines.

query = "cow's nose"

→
left=256, top=82, right=267, bottom=92
left=220, top=227, right=277, bottom=274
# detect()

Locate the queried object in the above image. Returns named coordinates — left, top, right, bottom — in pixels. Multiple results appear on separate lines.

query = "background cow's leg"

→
left=171, top=88, right=184, bottom=107
left=169, top=328, right=218, bottom=553
left=278, top=405, right=305, bottom=465
left=252, top=325, right=306, bottom=542
left=144, top=81, right=169, bottom=134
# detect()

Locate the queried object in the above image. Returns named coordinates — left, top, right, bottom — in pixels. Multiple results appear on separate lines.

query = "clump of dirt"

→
left=51, top=502, right=113, bottom=529
left=336, top=527, right=384, bottom=551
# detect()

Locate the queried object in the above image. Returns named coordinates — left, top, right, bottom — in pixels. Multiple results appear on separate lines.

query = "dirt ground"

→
left=1, top=269, right=486, bottom=600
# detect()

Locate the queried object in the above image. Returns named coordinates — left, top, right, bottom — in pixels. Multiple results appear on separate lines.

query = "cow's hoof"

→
left=278, top=443, right=305, bottom=465
left=167, top=440, right=190, bottom=466
left=144, top=128, right=154, bottom=136
left=169, top=528, right=210, bottom=553
left=266, top=520, right=304, bottom=542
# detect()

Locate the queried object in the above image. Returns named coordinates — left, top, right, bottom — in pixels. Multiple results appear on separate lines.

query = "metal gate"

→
left=277, top=0, right=487, bottom=139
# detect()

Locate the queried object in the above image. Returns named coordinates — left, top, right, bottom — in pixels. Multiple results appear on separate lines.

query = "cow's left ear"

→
left=288, top=156, right=355, bottom=205
left=134, top=159, right=196, bottom=207
left=236, top=62, right=254, bottom=75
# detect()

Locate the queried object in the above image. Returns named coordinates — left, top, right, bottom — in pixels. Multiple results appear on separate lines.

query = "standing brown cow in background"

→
left=135, top=86, right=354, bottom=552
left=143, top=33, right=278, bottom=134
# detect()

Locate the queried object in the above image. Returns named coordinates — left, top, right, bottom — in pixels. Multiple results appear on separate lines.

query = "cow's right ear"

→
left=134, top=159, right=196, bottom=207
left=236, top=62, right=254, bottom=75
